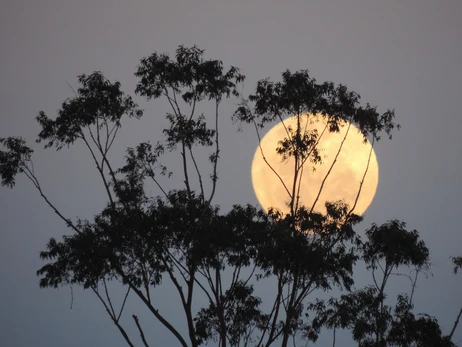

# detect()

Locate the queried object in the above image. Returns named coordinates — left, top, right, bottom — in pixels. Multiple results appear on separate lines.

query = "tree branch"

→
left=449, top=306, right=462, bottom=340
left=189, top=145, right=205, bottom=200
left=91, top=285, right=135, bottom=347
left=310, top=120, right=352, bottom=214
left=80, top=132, right=115, bottom=207
left=208, top=100, right=220, bottom=204
left=20, top=162, right=81, bottom=235
left=117, top=287, right=131, bottom=322
left=259, top=273, right=284, bottom=347
left=133, top=315, right=150, bottom=347
left=102, top=277, right=117, bottom=318
left=116, top=269, right=189, bottom=347
left=348, top=136, right=375, bottom=216
left=253, top=120, right=291, bottom=198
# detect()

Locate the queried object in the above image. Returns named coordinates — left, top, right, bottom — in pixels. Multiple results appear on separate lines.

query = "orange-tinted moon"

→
left=251, top=114, right=379, bottom=216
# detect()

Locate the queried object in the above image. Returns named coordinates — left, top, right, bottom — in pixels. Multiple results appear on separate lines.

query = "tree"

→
left=0, top=45, right=459, bottom=347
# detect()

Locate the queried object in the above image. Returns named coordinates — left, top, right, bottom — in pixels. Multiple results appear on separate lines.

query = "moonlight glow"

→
left=251, top=114, right=379, bottom=216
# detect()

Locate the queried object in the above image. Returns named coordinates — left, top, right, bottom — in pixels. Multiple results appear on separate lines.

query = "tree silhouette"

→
left=0, top=45, right=459, bottom=347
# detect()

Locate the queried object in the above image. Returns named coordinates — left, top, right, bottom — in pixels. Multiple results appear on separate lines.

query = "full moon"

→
left=251, top=114, right=379, bottom=216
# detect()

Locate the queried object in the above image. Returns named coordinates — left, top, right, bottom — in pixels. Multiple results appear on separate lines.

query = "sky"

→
left=1, top=0, right=462, bottom=346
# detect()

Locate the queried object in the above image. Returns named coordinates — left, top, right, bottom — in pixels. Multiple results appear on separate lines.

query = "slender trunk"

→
left=182, top=140, right=191, bottom=195
left=281, top=271, right=300, bottom=347
left=216, top=267, right=227, bottom=347
left=289, top=114, right=301, bottom=216
left=376, top=263, right=389, bottom=346
left=263, top=274, right=284, bottom=347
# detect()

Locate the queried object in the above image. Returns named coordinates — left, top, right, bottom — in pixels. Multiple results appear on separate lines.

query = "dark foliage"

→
left=233, top=69, right=399, bottom=142
left=1, top=45, right=459, bottom=347
left=36, top=72, right=143, bottom=150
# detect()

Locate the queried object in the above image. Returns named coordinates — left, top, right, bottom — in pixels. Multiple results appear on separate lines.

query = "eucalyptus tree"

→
left=307, top=221, right=455, bottom=347
left=1, top=45, right=459, bottom=347
left=232, top=68, right=397, bottom=347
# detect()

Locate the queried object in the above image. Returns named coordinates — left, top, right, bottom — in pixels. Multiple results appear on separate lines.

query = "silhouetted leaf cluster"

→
left=135, top=45, right=245, bottom=103
left=0, top=137, right=33, bottom=187
left=36, top=72, right=143, bottom=150
left=234, top=70, right=398, bottom=142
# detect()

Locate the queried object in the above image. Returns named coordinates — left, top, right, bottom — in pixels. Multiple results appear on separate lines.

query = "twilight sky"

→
left=1, top=1, right=462, bottom=346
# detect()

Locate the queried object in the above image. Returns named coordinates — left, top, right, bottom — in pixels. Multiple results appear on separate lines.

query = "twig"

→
left=208, top=100, right=220, bottom=204
left=91, top=285, right=136, bottom=347
left=253, top=120, right=291, bottom=198
left=409, top=269, right=419, bottom=306
left=20, top=163, right=81, bottom=234
left=310, top=120, right=352, bottom=214
left=70, top=286, right=74, bottom=309
left=348, top=136, right=375, bottom=216
left=189, top=146, right=205, bottom=200
left=117, top=270, right=189, bottom=347
left=449, top=306, right=462, bottom=340
left=332, top=326, right=336, bottom=347
left=133, top=315, right=150, bottom=347
left=117, top=287, right=131, bottom=322
left=79, top=132, right=115, bottom=207
left=103, top=277, right=117, bottom=318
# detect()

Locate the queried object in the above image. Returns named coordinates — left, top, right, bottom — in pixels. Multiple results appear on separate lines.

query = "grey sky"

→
left=1, top=0, right=462, bottom=346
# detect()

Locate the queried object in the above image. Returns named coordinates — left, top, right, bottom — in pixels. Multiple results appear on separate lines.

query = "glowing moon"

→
left=251, top=114, right=379, bottom=216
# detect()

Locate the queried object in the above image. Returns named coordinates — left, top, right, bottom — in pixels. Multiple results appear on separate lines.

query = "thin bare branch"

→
left=95, top=114, right=102, bottom=150
left=181, top=141, right=192, bottom=195
left=88, top=125, right=101, bottom=152
left=293, top=279, right=315, bottom=313
left=277, top=113, right=292, bottom=143
left=189, top=145, right=205, bottom=200
left=91, top=285, right=136, bottom=347
left=230, top=265, right=241, bottom=290
left=372, top=268, right=380, bottom=291
left=348, top=136, right=375, bottom=216
left=332, top=326, right=336, bottom=347
left=171, top=89, right=183, bottom=118
left=449, top=306, right=462, bottom=340
left=189, top=95, right=197, bottom=120
left=103, top=277, right=117, bottom=318
left=310, top=120, right=352, bottom=214
left=103, top=118, right=110, bottom=153
left=409, top=269, right=419, bottom=306
left=167, top=249, right=215, bottom=304
left=296, top=118, right=328, bottom=214
left=243, top=264, right=257, bottom=286
left=133, top=315, right=150, bottom=347
left=162, top=89, right=181, bottom=118
left=20, top=163, right=81, bottom=235
left=145, top=167, right=170, bottom=201
left=117, top=287, right=131, bottom=322
left=259, top=274, right=284, bottom=347
left=65, top=81, right=78, bottom=97
left=289, top=113, right=303, bottom=215
left=253, top=120, right=292, bottom=198
left=377, top=261, right=385, bottom=275
left=69, top=286, right=74, bottom=309
left=208, top=100, right=220, bottom=204
left=106, top=123, right=120, bottom=153
left=80, top=132, right=115, bottom=206
left=159, top=254, right=188, bottom=308
left=116, top=269, right=189, bottom=347
left=294, top=164, right=304, bottom=214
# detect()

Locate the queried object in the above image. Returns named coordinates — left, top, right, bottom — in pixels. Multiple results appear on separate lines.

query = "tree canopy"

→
left=1, top=45, right=460, bottom=347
